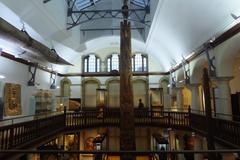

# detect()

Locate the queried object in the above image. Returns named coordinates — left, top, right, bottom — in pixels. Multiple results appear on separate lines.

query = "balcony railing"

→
left=65, top=108, right=190, bottom=130
left=0, top=108, right=240, bottom=153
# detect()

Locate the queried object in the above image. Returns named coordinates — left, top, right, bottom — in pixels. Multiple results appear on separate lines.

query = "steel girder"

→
left=66, top=0, right=150, bottom=30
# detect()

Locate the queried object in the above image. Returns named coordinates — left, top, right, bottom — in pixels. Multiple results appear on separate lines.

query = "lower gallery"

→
left=0, top=0, right=240, bottom=160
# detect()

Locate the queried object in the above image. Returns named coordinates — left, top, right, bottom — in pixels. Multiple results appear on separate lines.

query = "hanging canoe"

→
left=0, top=17, right=72, bottom=65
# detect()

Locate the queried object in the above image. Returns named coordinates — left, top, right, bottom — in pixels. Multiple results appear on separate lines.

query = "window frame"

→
left=83, top=54, right=101, bottom=73
left=132, top=53, right=148, bottom=72
left=107, top=53, right=120, bottom=72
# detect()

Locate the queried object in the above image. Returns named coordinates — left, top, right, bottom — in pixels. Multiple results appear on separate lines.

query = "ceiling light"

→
left=178, top=80, right=184, bottom=83
left=0, top=75, right=6, bottom=79
left=231, top=13, right=240, bottom=24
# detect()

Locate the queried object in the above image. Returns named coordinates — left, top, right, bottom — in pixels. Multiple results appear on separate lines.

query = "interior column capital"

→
left=210, top=76, right=233, bottom=82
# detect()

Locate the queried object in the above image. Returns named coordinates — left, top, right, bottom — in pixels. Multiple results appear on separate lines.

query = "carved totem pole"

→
left=120, top=1, right=136, bottom=160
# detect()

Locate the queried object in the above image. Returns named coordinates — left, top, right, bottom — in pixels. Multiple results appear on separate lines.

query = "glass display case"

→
left=55, top=96, right=69, bottom=112
left=34, top=89, right=53, bottom=114
left=96, top=89, right=106, bottom=118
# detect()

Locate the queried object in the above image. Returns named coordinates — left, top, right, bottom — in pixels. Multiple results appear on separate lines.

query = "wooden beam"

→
left=211, top=22, right=240, bottom=47
left=59, top=71, right=169, bottom=77
left=120, top=20, right=136, bottom=160
left=0, top=17, right=71, bottom=65
left=171, top=22, right=240, bottom=73
left=0, top=51, right=59, bottom=76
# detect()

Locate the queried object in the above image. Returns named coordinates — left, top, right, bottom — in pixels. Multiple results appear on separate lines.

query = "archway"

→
left=133, top=78, right=148, bottom=108
left=60, top=77, right=72, bottom=97
left=106, top=78, right=120, bottom=108
left=82, top=78, right=100, bottom=108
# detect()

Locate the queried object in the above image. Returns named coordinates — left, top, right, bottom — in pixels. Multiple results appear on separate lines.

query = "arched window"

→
left=132, top=53, right=148, bottom=72
left=107, top=54, right=119, bottom=72
left=83, top=54, right=100, bottom=72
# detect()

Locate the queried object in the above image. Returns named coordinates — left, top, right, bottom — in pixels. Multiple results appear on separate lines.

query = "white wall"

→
left=0, top=56, right=60, bottom=116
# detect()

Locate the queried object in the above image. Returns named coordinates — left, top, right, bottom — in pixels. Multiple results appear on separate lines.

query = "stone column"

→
left=194, top=135, right=204, bottom=160
left=188, top=84, right=200, bottom=113
left=120, top=18, right=136, bottom=160
left=169, top=87, right=176, bottom=109
left=212, top=77, right=233, bottom=120
left=162, top=81, right=170, bottom=108
left=176, top=87, right=183, bottom=110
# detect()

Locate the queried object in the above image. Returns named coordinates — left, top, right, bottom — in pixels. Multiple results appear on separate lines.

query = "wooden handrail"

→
left=0, top=109, right=240, bottom=153
left=0, top=149, right=240, bottom=154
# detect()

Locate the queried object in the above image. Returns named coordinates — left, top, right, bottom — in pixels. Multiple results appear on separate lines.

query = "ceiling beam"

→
left=58, top=72, right=169, bottom=77
left=67, top=8, right=150, bottom=30
left=171, top=22, right=240, bottom=73
left=43, top=0, right=52, bottom=3
left=80, top=27, right=144, bottom=31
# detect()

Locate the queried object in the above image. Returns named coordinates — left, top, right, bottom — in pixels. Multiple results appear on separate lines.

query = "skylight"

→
left=131, top=0, right=149, bottom=8
left=75, top=0, right=101, bottom=10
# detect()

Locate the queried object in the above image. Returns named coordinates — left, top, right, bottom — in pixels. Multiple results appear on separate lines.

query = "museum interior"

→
left=0, top=0, right=240, bottom=160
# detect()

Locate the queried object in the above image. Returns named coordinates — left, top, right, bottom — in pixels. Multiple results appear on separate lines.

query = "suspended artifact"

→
left=0, top=17, right=72, bottom=65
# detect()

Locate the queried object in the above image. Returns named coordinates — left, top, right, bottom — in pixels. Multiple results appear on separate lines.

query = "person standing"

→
left=138, top=99, right=144, bottom=108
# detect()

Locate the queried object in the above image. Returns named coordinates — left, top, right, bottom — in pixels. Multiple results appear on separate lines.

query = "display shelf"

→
left=32, top=89, right=55, bottom=114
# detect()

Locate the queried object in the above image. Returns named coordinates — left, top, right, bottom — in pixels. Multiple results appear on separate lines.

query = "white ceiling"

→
left=0, top=0, right=240, bottom=72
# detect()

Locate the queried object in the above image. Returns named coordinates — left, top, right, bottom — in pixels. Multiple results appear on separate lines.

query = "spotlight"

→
left=0, top=75, right=5, bottom=79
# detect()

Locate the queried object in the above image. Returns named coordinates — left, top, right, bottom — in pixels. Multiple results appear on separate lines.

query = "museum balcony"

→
left=0, top=108, right=240, bottom=160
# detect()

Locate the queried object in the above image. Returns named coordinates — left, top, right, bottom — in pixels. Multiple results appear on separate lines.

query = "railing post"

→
left=9, top=127, right=14, bottom=149
left=168, top=112, right=171, bottom=126
left=188, top=105, right=191, bottom=126
left=64, top=106, right=67, bottom=127
left=35, top=116, right=39, bottom=138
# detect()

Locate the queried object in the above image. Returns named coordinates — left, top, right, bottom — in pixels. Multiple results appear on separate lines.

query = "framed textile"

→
left=4, top=83, right=21, bottom=116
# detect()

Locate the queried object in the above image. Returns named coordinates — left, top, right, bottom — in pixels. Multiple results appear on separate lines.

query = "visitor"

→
left=138, top=99, right=144, bottom=108
left=159, top=146, right=167, bottom=160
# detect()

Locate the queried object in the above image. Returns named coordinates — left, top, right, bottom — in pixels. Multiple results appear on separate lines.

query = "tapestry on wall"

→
left=4, top=83, right=22, bottom=116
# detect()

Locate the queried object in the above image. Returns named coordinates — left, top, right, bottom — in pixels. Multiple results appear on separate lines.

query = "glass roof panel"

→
left=75, top=0, right=101, bottom=10
left=131, top=0, right=146, bottom=8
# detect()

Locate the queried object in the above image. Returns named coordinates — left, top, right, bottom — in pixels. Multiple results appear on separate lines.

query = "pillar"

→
left=119, top=14, right=136, bottom=160
left=188, top=84, right=200, bottom=113
left=169, top=87, right=177, bottom=109
left=194, top=135, right=204, bottom=160
left=162, top=80, right=170, bottom=108
left=176, top=87, right=183, bottom=110
left=212, top=77, right=233, bottom=120
left=202, top=68, right=216, bottom=160
left=222, top=154, right=235, bottom=160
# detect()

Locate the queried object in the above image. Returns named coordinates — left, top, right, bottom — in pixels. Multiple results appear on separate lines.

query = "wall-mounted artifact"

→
left=4, top=83, right=22, bottom=116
